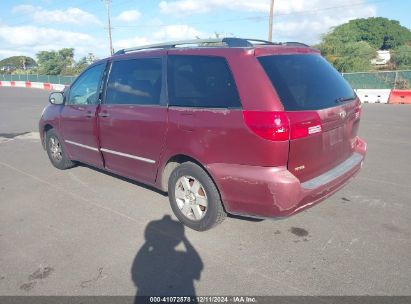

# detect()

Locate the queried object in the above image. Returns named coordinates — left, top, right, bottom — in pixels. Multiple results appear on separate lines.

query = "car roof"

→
left=109, top=37, right=319, bottom=60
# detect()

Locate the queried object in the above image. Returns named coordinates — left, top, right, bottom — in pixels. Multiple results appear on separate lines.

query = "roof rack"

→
left=282, top=41, right=310, bottom=47
left=114, top=37, right=308, bottom=55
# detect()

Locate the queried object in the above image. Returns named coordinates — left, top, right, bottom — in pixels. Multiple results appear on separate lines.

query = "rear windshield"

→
left=258, top=54, right=355, bottom=111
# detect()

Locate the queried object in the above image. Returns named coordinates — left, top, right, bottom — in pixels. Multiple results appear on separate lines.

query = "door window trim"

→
left=66, top=61, right=108, bottom=106
left=165, top=54, right=242, bottom=109
left=101, top=56, right=166, bottom=107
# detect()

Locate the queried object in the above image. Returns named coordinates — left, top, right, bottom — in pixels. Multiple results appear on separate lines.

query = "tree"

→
left=36, top=48, right=75, bottom=75
left=62, top=56, right=89, bottom=75
left=73, top=57, right=89, bottom=74
left=331, top=41, right=375, bottom=73
left=87, top=53, right=96, bottom=64
left=318, top=17, right=411, bottom=72
left=392, top=45, right=411, bottom=70
left=21, top=57, right=27, bottom=70
left=323, top=17, right=411, bottom=50
left=0, top=56, right=36, bottom=70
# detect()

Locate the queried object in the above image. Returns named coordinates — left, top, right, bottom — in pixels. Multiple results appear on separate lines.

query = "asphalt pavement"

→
left=0, top=87, right=410, bottom=296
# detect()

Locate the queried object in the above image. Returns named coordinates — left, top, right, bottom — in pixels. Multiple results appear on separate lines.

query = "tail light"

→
left=243, top=110, right=322, bottom=141
left=287, top=111, right=322, bottom=140
left=243, top=111, right=289, bottom=141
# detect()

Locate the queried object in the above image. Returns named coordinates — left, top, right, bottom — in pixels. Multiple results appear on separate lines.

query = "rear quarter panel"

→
left=158, top=107, right=289, bottom=174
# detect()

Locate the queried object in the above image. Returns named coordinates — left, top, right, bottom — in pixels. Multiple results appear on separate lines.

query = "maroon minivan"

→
left=39, top=38, right=366, bottom=231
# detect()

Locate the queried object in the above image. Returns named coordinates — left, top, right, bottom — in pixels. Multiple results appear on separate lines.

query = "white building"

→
left=371, top=50, right=391, bottom=65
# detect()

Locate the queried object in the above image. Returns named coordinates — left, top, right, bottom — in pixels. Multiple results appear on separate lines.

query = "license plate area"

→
left=323, top=126, right=344, bottom=149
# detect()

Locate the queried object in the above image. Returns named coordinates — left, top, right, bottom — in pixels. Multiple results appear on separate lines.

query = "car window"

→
left=168, top=55, right=241, bottom=108
left=68, top=64, right=105, bottom=105
left=258, top=54, right=355, bottom=111
left=105, top=58, right=162, bottom=105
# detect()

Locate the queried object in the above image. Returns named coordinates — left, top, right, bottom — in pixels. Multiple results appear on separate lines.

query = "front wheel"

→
left=168, top=162, right=226, bottom=231
left=45, top=129, right=75, bottom=170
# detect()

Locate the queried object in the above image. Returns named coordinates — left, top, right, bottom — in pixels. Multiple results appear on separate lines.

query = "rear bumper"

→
left=207, top=137, right=366, bottom=218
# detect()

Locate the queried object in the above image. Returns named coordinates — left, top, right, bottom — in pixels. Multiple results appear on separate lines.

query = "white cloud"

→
left=0, top=49, right=32, bottom=59
left=115, top=10, right=141, bottom=24
left=159, top=0, right=371, bottom=15
left=159, top=0, right=376, bottom=44
left=153, top=24, right=205, bottom=41
left=272, top=2, right=376, bottom=43
left=13, top=5, right=102, bottom=26
left=0, top=25, right=100, bottom=59
left=159, top=0, right=302, bottom=15
left=114, top=37, right=150, bottom=49
left=114, top=24, right=207, bottom=50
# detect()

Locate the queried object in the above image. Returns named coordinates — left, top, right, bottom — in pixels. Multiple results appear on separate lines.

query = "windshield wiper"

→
left=335, top=96, right=355, bottom=103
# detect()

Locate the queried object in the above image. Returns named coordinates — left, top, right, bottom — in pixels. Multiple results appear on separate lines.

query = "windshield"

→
left=258, top=54, right=355, bottom=111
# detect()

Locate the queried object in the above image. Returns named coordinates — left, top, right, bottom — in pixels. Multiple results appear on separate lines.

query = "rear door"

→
left=258, top=54, right=361, bottom=182
left=60, top=62, right=106, bottom=168
left=98, top=55, right=167, bottom=184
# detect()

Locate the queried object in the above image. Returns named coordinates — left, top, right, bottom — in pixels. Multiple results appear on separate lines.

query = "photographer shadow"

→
left=132, top=215, right=203, bottom=300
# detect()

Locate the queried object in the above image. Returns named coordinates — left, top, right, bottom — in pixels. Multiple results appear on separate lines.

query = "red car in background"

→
left=39, top=38, right=366, bottom=231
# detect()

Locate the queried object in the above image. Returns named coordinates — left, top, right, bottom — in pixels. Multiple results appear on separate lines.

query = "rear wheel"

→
left=45, top=129, right=75, bottom=170
left=168, top=162, right=226, bottom=231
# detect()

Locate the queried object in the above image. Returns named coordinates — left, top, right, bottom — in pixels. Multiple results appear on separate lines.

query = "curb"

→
left=352, top=89, right=411, bottom=104
left=355, top=89, right=390, bottom=104
left=0, top=80, right=66, bottom=91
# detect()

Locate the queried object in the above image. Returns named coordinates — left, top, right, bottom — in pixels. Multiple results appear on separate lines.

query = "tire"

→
left=45, top=129, right=75, bottom=170
left=168, top=162, right=226, bottom=231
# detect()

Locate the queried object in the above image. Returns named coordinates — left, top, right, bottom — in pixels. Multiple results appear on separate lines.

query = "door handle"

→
left=86, top=111, right=93, bottom=118
left=98, top=112, right=110, bottom=118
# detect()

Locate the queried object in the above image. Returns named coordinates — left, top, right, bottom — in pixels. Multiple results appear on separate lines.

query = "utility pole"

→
left=268, top=0, right=274, bottom=42
left=104, top=0, right=113, bottom=55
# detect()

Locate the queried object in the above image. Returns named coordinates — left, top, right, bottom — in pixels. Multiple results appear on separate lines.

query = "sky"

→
left=0, top=0, right=410, bottom=60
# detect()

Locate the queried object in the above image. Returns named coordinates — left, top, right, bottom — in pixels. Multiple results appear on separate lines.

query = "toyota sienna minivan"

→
left=39, top=38, right=366, bottom=231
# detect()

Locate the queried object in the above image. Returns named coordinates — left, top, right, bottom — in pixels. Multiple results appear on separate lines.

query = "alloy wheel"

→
left=49, top=136, right=62, bottom=162
left=174, top=175, right=208, bottom=221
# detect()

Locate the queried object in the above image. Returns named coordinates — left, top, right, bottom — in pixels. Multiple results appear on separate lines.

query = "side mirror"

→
left=49, top=92, right=64, bottom=105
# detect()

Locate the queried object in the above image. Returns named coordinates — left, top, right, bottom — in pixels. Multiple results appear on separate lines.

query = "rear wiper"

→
left=335, top=96, right=355, bottom=103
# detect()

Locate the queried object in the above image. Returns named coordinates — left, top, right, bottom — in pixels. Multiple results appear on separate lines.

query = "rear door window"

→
left=168, top=55, right=241, bottom=108
left=105, top=58, right=162, bottom=105
left=258, top=54, right=355, bottom=111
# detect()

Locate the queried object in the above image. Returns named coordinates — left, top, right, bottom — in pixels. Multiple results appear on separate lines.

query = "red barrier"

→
left=389, top=90, right=411, bottom=104
left=0, top=81, right=65, bottom=90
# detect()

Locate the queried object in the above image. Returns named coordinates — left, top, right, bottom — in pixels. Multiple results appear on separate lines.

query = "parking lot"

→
left=0, top=87, right=410, bottom=296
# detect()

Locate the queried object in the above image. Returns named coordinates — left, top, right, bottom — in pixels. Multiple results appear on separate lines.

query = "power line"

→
left=4, top=0, right=390, bottom=30
left=112, top=0, right=390, bottom=30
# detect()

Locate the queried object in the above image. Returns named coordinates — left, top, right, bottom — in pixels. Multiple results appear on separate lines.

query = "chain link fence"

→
left=0, top=74, right=76, bottom=85
left=343, top=70, right=411, bottom=90
left=2, top=71, right=411, bottom=89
